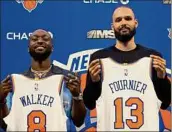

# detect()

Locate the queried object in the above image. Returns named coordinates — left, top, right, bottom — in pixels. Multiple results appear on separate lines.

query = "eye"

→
left=43, top=37, right=50, bottom=41
left=124, top=16, right=132, bottom=21
left=31, top=37, right=38, bottom=41
left=115, top=17, right=122, bottom=22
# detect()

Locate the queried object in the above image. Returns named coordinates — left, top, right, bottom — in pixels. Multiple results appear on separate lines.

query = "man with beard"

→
left=0, top=29, right=86, bottom=131
left=83, top=6, right=171, bottom=131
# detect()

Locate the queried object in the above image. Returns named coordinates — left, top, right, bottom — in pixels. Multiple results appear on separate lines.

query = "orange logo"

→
left=16, top=0, right=43, bottom=12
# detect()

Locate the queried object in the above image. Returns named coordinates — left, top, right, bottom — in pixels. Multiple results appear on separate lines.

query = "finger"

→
left=153, top=65, right=166, bottom=73
left=66, top=84, right=78, bottom=90
left=2, top=86, right=12, bottom=93
left=1, top=81, right=12, bottom=86
left=74, top=72, right=78, bottom=77
left=2, top=83, right=12, bottom=88
left=89, top=59, right=100, bottom=69
left=89, top=62, right=101, bottom=73
left=67, top=73, right=80, bottom=83
left=64, top=76, right=76, bottom=83
left=64, top=76, right=70, bottom=82
left=152, top=58, right=166, bottom=66
left=67, top=81, right=79, bottom=86
left=90, top=65, right=101, bottom=76
left=153, top=62, right=166, bottom=70
left=67, top=73, right=77, bottom=80
left=2, top=85, right=12, bottom=90
left=89, top=63, right=101, bottom=75
left=3, top=88, right=12, bottom=93
left=93, top=69, right=101, bottom=77
left=151, top=55, right=166, bottom=65
left=1, top=75, right=11, bottom=83
left=70, top=79, right=80, bottom=84
left=150, top=55, right=166, bottom=63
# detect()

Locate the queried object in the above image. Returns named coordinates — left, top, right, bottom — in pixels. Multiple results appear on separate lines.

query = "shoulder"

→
left=51, top=65, right=64, bottom=74
left=137, top=44, right=162, bottom=57
left=90, top=46, right=114, bottom=61
left=52, top=65, right=73, bottom=76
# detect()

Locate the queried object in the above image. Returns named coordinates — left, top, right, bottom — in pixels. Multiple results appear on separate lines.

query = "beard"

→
left=29, top=48, right=52, bottom=62
left=114, top=26, right=136, bottom=43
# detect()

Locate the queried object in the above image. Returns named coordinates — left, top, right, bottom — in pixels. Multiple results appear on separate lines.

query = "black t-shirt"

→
left=83, top=44, right=171, bottom=110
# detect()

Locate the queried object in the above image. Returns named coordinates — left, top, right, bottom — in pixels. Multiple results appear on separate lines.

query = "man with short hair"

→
left=0, top=29, right=86, bottom=131
left=83, top=6, right=171, bottom=131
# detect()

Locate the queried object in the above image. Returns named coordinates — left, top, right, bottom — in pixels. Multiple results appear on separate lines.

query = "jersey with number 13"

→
left=96, top=57, right=161, bottom=131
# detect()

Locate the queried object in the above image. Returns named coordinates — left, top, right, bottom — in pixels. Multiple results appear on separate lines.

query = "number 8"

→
left=27, top=110, right=46, bottom=131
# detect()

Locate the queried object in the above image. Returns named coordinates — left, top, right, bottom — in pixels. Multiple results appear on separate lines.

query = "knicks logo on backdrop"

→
left=16, top=0, right=43, bottom=12
left=54, top=49, right=171, bottom=131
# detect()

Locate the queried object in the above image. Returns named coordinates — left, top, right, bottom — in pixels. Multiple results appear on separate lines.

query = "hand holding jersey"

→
left=150, top=55, right=166, bottom=79
left=88, top=54, right=168, bottom=84
left=0, top=75, right=12, bottom=103
left=64, top=73, right=81, bottom=97
left=88, top=59, right=101, bottom=82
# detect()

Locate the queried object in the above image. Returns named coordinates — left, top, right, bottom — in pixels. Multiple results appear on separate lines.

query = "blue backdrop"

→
left=1, top=0, right=171, bottom=131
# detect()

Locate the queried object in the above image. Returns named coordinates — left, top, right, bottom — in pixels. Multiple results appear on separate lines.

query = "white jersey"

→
left=96, top=57, right=161, bottom=131
left=4, top=74, right=67, bottom=131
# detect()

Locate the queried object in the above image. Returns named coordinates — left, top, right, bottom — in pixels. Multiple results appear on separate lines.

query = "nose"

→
left=37, top=38, right=44, bottom=44
left=121, top=18, right=127, bottom=25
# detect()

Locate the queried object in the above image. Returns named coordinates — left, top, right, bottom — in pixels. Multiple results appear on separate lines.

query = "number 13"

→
left=114, top=97, right=144, bottom=129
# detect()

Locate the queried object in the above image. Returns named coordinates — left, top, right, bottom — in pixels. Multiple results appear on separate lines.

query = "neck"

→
left=115, top=37, right=136, bottom=51
left=31, top=58, right=51, bottom=71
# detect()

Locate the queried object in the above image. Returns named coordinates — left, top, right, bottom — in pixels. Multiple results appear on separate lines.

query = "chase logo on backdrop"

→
left=83, top=0, right=129, bottom=4
left=87, top=30, right=115, bottom=39
left=6, top=31, right=53, bottom=40
left=16, top=0, right=44, bottom=12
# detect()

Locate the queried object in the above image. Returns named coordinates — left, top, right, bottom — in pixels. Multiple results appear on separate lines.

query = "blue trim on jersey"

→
left=166, top=106, right=171, bottom=111
left=6, top=92, right=13, bottom=111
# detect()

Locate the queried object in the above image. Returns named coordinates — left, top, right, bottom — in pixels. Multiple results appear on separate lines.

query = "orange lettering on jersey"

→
left=126, top=98, right=144, bottom=129
left=114, top=98, right=124, bottom=129
left=27, top=110, right=46, bottom=131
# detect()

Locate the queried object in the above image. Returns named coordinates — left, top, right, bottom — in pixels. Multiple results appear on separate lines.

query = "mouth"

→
left=36, top=46, right=45, bottom=50
left=120, top=27, right=130, bottom=32
left=35, top=46, right=46, bottom=52
left=119, top=27, right=130, bottom=34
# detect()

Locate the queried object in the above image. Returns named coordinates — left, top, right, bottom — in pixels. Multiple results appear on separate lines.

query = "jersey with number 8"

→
left=4, top=74, right=67, bottom=131
left=96, top=57, right=161, bottom=131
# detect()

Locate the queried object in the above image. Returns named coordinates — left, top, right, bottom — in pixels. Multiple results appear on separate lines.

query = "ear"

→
left=135, top=19, right=138, bottom=28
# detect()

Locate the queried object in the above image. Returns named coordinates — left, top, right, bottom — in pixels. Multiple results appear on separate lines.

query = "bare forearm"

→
left=71, top=99, right=86, bottom=127
left=0, top=104, right=9, bottom=118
